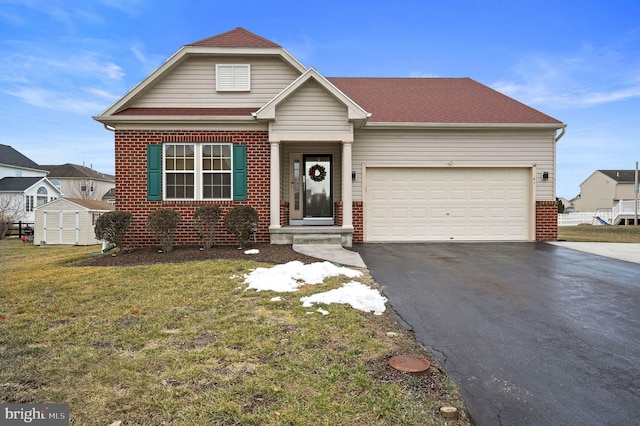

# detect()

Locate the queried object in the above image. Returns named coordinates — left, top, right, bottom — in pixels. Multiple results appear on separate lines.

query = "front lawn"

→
left=0, top=240, right=469, bottom=425
left=558, top=225, right=640, bottom=242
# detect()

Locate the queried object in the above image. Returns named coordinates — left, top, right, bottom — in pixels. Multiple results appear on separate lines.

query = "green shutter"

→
left=147, top=144, right=162, bottom=201
left=232, top=144, right=247, bottom=201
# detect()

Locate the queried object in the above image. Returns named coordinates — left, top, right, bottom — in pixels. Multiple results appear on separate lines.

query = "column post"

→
left=270, top=141, right=281, bottom=229
left=341, top=141, right=353, bottom=229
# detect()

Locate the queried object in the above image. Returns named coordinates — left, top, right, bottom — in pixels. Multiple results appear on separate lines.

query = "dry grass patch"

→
left=558, top=225, right=640, bottom=242
left=0, top=240, right=470, bottom=425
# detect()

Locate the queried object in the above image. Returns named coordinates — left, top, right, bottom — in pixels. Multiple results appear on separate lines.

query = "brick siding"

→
left=535, top=200, right=558, bottom=241
left=352, top=201, right=364, bottom=242
left=115, top=130, right=270, bottom=247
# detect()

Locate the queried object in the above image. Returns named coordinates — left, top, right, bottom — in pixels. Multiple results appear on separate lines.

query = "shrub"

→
left=146, top=208, right=182, bottom=253
left=94, top=211, right=132, bottom=252
left=224, top=205, right=258, bottom=249
left=194, top=205, right=222, bottom=250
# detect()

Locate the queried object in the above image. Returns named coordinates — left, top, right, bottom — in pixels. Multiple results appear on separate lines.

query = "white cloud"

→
left=491, top=42, right=640, bottom=109
left=4, top=87, right=111, bottom=115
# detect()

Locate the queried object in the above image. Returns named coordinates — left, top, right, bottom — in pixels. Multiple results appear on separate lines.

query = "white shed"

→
left=34, top=198, right=115, bottom=245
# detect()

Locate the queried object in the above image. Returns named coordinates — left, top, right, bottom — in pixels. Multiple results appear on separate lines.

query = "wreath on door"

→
left=308, top=164, right=327, bottom=182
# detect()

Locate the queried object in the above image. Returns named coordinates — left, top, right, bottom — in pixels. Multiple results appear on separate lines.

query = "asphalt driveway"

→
left=356, top=242, right=640, bottom=425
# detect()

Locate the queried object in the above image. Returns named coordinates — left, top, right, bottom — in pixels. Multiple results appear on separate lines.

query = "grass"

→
left=0, top=239, right=468, bottom=425
left=558, top=225, right=640, bottom=243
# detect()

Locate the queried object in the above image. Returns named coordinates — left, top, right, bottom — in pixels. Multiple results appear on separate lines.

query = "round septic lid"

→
left=389, top=355, right=430, bottom=374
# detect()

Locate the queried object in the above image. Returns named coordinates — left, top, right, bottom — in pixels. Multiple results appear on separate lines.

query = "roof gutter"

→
left=361, top=122, right=565, bottom=130
left=555, top=124, right=567, bottom=142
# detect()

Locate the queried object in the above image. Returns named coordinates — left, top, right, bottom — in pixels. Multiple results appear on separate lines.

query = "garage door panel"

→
left=365, top=167, right=530, bottom=241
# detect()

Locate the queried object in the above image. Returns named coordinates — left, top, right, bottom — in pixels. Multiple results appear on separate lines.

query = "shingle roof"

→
left=329, top=77, right=562, bottom=124
left=0, top=144, right=45, bottom=170
left=189, top=27, right=280, bottom=48
left=599, top=170, right=637, bottom=182
left=0, top=177, right=43, bottom=191
left=62, top=198, right=115, bottom=211
left=41, top=163, right=114, bottom=181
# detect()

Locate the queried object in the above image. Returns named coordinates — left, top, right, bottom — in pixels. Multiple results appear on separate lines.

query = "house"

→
left=41, top=163, right=115, bottom=203
left=573, top=170, right=639, bottom=224
left=0, top=144, right=61, bottom=224
left=574, top=170, right=637, bottom=212
left=93, top=27, right=565, bottom=247
left=34, top=198, right=115, bottom=245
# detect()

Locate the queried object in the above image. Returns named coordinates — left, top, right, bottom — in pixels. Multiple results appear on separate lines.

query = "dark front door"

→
left=304, top=155, right=333, bottom=223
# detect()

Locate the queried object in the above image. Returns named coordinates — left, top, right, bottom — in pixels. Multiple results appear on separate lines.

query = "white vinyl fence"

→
left=557, top=212, right=608, bottom=226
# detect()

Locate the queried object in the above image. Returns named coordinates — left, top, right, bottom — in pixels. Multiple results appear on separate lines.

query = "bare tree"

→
left=0, top=194, right=25, bottom=239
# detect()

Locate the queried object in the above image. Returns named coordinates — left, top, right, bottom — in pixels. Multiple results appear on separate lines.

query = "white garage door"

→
left=365, top=167, right=531, bottom=241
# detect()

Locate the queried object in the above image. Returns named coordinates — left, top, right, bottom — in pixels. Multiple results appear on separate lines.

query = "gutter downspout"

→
left=103, top=123, right=116, bottom=132
left=555, top=124, right=567, bottom=142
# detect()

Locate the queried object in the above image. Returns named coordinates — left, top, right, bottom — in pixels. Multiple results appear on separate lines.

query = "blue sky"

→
left=1, top=0, right=638, bottom=199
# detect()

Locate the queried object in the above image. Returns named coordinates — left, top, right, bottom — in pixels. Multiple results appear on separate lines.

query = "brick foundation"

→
left=115, top=130, right=270, bottom=247
left=334, top=200, right=343, bottom=226
left=353, top=201, right=364, bottom=243
left=536, top=200, right=558, bottom=241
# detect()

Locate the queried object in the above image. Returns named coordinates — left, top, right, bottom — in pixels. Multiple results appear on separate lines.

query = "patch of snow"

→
left=243, top=261, right=385, bottom=315
left=244, top=261, right=362, bottom=293
left=269, top=296, right=282, bottom=302
left=244, top=249, right=260, bottom=255
left=300, top=281, right=387, bottom=315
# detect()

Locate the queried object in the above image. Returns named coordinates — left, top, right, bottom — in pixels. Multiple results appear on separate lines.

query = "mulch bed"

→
left=75, top=244, right=323, bottom=267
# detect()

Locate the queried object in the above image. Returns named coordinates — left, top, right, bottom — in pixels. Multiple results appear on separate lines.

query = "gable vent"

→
left=216, top=64, right=250, bottom=91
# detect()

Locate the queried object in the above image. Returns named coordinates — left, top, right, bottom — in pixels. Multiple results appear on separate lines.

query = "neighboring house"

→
left=0, top=144, right=61, bottom=224
left=102, top=188, right=116, bottom=205
left=34, top=197, right=115, bottom=245
left=574, top=170, right=637, bottom=212
left=41, top=163, right=115, bottom=202
left=93, top=27, right=565, bottom=247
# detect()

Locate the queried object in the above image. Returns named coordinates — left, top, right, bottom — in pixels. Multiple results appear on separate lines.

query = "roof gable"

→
left=328, top=77, right=562, bottom=125
left=189, top=27, right=280, bottom=48
left=255, top=68, right=370, bottom=124
left=94, top=29, right=305, bottom=120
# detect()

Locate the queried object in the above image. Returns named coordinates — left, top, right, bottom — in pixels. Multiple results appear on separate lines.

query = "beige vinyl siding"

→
left=132, top=56, right=301, bottom=109
left=574, top=171, right=636, bottom=211
left=352, top=128, right=556, bottom=201
left=281, top=143, right=342, bottom=203
left=271, top=80, right=350, bottom=134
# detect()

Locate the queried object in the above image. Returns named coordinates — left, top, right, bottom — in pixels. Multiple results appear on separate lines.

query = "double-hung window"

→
left=165, top=144, right=195, bottom=199
left=202, top=144, right=232, bottom=199
left=163, top=143, right=233, bottom=200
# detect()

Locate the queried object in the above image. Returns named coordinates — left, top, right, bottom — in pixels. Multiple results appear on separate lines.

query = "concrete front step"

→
left=292, top=234, right=343, bottom=245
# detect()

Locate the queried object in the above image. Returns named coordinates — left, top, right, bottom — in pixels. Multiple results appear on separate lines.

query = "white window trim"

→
left=163, top=143, right=233, bottom=201
left=216, top=64, right=250, bottom=92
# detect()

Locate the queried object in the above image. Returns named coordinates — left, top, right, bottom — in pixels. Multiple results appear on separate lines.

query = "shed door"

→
left=365, top=167, right=531, bottom=241
left=43, top=211, right=80, bottom=244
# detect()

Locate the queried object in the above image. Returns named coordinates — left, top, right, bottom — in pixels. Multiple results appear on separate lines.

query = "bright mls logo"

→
left=2, top=404, right=69, bottom=425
